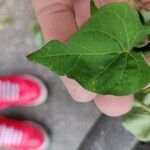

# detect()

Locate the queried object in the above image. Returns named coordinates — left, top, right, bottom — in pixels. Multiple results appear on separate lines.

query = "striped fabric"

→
left=0, top=81, right=19, bottom=100
left=0, top=125, right=23, bottom=145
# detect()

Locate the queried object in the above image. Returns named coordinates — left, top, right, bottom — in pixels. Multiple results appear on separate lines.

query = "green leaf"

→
left=90, top=0, right=98, bottom=16
left=27, top=3, right=150, bottom=96
left=122, top=87, right=150, bottom=142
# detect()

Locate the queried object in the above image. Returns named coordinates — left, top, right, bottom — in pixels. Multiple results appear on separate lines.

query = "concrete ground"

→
left=0, top=0, right=149, bottom=150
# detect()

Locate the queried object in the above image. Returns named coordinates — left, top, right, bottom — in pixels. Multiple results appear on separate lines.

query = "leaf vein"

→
left=82, top=29, right=127, bottom=52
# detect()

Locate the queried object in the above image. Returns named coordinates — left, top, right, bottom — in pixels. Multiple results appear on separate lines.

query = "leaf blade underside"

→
left=28, top=3, right=150, bottom=96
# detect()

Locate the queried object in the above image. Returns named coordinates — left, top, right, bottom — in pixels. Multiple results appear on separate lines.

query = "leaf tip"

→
left=26, top=52, right=35, bottom=62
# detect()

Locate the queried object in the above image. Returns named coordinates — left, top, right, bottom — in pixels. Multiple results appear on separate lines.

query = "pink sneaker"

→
left=0, top=75, right=48, bottom=109
left=0, top=117, right=50, bottom=150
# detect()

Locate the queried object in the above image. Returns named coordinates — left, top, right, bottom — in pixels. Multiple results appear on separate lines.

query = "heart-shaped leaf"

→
left=122, top=87, right=150, bottom=141
left=27, top=3, right=150, bottom=96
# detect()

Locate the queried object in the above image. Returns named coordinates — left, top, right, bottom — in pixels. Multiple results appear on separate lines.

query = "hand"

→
left=137, top=0, right=150, bottom=10
left=32, top=0, right=134, bottom=116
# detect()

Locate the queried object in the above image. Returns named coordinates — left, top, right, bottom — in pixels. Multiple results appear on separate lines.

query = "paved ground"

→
left=0, top=0, right=100, bottom=149
left=1, top=0, right=150, bottom=150
left=79, top=115, right=137, bottom=150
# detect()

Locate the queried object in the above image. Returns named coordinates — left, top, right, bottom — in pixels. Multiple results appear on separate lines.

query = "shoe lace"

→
left=0, top=81, right=19, bottom=101
left=0, top=124, right=23, bottom=145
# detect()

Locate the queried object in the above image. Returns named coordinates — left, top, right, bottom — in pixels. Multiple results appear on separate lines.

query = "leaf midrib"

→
left=31, top=52, right=124, bottom=57
left=76, top=29, right=127, bottom=52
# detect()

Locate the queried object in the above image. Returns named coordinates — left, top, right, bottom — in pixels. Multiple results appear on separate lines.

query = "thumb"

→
left=32, top=0, right=77, bottom=42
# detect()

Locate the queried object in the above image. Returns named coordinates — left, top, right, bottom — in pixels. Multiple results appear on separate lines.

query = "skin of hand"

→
left=31, top=0, right=149, bottom=117
left=137, top=0, right=150, bottom=10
